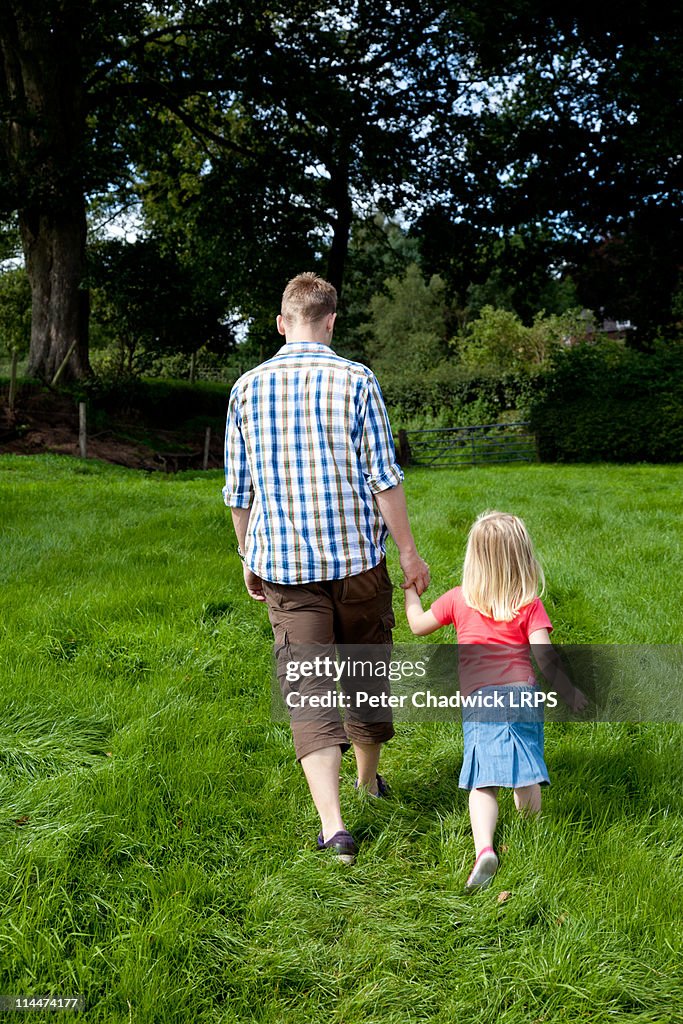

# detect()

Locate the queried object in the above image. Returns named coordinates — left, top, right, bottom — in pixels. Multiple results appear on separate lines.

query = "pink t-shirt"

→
left=430, top=586, right=553, bottom=695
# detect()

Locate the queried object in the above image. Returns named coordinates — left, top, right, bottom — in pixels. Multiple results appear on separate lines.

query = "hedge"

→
left=380, top=343, right=683, bottom=462
left=381, top=363, right=537, bottom=427
left=528, top=343, right=683, bottom=463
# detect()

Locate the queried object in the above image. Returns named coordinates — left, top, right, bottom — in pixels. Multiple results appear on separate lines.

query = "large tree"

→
left=1, top=2, right=94, bottom=379
left=225, top=1, right=458, bottom=297
left=0, top=1, right=251, bottom=381
left=1, top=0, right=472, bottom=381
left=134, top=2, right=473, bottom=307
left=124, top=1, right=484, bottom=361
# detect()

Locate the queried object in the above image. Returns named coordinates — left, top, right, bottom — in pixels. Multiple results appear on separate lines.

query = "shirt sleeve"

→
left=526, top=598, right=553, bottom=636
left=359, top=372, right=404, bottom=493
left=430, top=589, right=458, bottom=627
left=222, top=383, right=253, bottom=508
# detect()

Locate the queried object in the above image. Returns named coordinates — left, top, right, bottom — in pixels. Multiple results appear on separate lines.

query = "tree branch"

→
left=85, top=23, right=201, bottom=90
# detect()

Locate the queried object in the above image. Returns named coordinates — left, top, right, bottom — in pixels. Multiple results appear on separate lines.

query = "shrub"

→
left=74, top=375, right=234, bottom=429
left=529, top=342, right=683, bottom=462
left=363, top=264, right=452, bottom=376
left=456, top=305, right=593, bottom=373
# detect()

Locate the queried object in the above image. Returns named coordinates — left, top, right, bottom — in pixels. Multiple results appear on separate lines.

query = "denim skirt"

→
left=458, top=685, right=550, bottom=790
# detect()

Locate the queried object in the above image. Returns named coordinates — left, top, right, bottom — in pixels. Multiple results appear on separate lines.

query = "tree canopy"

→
left=1, top=1, right=681, bottom=380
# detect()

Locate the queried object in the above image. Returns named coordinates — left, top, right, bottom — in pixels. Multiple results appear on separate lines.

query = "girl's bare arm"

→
left=405, top=585, right=443, bottom=636
left=529, top=628, right=587, bottom=711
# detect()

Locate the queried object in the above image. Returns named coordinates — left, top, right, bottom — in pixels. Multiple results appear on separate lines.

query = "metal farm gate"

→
left=397, top=422, right=536, bottom=468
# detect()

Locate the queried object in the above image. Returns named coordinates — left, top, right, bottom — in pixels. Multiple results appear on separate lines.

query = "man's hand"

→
left=243, top=564, right=266, bottom=601
left=399, top=548, right=430, bottom=596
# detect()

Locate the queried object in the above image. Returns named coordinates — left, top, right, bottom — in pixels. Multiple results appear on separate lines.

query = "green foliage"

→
left=4, top=1, right=683, bottom=379
left=335, top=216, right=421, bottom=362
left=414, top=9, right=683, bottom=344
left=364, top=287, right=563, bottom=426
left=457, top=305, right=594, bottom=373
left=382, top=361, right=537, bottom=429
left=0, top=266, right=31, bottom=355
left=573, top=208, right=683, bottom=344
left=131, top=3, right=467, bottom=352
left=88, top=238, right=234, bottom=375
left=135, top=102, right=319, bottom=365
left=364, top=264, right=452, bottom=376
left=76, top=376, right=233, bottom=429
left=529, top=341, right=683, bottom=462
left=464, top=230, right=580, bottom=325
left=0, top=217, right=22, bottom=263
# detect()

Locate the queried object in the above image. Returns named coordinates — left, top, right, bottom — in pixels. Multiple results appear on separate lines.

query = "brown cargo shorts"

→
left=261, top=559, right=396, bottom=761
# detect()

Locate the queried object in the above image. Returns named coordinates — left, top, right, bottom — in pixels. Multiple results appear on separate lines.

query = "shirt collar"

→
left=276, top=341, right=333, bottom=355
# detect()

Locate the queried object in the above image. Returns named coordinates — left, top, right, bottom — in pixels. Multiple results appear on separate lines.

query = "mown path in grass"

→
left=1, top=455, right=681, bottom=1023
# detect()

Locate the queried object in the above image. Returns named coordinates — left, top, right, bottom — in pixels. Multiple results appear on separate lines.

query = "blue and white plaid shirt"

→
left=223, top=341, right=404, bottom=584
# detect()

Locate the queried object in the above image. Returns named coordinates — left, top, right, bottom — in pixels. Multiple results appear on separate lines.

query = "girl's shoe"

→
left=466, top=846, right=499, bottom=890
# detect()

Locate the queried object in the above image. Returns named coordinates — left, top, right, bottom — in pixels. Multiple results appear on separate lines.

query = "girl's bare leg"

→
left=514, top=783, right=541, bottom=814
left=469, top=787, right=499, bottom=855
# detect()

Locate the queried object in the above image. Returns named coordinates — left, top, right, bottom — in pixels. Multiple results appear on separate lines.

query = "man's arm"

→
left=224, top=385, right=264, bottom=602
left=373, top=483, right=430, bottom=595
left=359, top=374, right=429, bottom=595
left=230, top=507, right=265, bottom=601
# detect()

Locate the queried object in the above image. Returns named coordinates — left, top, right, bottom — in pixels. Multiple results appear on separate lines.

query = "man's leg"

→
left=261, top=579, right=350, bottom=843
left=333, top=560, right=396, bottom=790
left=300, top=745, right=345, bottom=841
left=353, top=741, right=382, bottom=795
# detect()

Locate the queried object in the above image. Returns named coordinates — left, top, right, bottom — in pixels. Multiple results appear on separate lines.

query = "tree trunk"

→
left=326, top=159, right=353, bottom=299
left=22, top=204, right=90, bottom=382
left=1, top=3, right=91, bottom=383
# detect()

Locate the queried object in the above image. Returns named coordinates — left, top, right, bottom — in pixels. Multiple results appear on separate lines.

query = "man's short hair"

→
left=281, top=272, right=337, bottom=324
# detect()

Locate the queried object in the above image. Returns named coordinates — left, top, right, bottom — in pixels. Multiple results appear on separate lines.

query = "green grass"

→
left=0, top=454, right=682, bottom=1023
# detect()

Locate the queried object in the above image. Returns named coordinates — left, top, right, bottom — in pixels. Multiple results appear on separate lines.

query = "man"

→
left=224, top=272, right=429, bottom=863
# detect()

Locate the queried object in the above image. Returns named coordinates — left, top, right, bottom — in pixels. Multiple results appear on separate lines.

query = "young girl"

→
left=405, top=510, right=584, bottom=890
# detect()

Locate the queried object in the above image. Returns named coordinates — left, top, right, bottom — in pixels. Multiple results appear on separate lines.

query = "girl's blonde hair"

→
left=462, top=511, right=545, bottom=621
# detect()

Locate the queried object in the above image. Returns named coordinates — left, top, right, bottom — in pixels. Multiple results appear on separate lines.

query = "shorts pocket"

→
left=380, top=610, right=396, bottom=642
left=273, top=626, right=289, bottom=661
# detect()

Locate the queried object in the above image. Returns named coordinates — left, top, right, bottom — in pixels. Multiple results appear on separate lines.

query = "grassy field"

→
left=0, top=454, right=681, bottom=1023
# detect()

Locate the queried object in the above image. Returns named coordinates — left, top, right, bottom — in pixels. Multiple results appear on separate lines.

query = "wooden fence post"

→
left=78, top=402, right=87, bottom=459
left=50, top=338, right=79, bottom=388
left=203, top=426, right=211, bottom=470
left=398, top=429, right=412, bottom=467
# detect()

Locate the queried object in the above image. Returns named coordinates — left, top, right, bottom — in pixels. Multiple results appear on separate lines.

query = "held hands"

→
left=399, top=547, right=430, bottom=596
left=243, top=563, right=266, bottom=601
